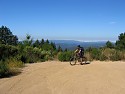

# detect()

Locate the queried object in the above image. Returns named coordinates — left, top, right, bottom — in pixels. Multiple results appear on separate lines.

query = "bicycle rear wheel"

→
left=81, top=57, right=87, bottom=65
left=70, top=57, right=77, bottom=66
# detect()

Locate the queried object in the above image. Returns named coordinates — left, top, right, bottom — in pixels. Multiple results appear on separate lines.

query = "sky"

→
left=0, top=0, right=125, bottom=41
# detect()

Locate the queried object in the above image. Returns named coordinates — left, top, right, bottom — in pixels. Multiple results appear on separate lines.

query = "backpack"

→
left=80, top=47, right=84, bottom=53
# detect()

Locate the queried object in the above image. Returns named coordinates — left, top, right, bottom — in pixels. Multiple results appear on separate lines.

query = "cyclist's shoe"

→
left=80, top=62, right=83, bottom=65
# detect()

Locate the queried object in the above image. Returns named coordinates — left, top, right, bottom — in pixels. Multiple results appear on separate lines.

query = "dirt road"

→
left=0, top=61, right=125, bottom=94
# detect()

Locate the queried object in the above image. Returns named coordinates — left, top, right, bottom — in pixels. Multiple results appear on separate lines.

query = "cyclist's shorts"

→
left=79, top=53, right=83, bottom=58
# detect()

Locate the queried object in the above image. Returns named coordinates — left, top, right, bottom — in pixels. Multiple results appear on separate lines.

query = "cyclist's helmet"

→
left=77, top=45, right=81, bottom=48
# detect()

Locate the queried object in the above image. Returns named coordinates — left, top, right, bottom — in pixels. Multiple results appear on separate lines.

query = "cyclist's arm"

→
left=74, top=49, right=78, bottom=53
left=78, top=49, right=81, bottom=53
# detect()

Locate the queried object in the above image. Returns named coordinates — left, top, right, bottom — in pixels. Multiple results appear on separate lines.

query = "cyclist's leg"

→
left=79, top=53, right=83, bottom=64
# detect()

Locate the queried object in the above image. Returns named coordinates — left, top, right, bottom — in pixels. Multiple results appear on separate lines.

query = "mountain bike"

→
left=70, top=54, right=87, bottom=65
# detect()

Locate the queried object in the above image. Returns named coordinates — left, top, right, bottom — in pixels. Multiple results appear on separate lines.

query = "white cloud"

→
left=109, top=21, right=117, bottom=24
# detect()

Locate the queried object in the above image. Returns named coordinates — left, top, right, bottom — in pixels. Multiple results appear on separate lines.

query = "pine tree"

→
left=50, top=42, right=56, bottom=50
left=57, top=45, right=63, bottom=52
left=106, top=41, right=114, bottom=48
left=33, top=39, right=40, bottom=47
left=0, top=26, right=18, bottom=45
left=23, top=34, right=33, bottom=46
left=46, top=39, right=49, bottom=44
left=116, top=32, right=125, bottom=50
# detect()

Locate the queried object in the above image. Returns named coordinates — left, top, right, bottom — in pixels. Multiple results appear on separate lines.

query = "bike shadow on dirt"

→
left=82, top=62, right=91, bottom=65
left=83, top=61, right=91, bottom=65
left=74, top=61, right=91, bottom=66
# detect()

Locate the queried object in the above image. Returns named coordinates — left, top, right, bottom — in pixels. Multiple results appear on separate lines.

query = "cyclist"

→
left=74, top=45, right=84, bottom=64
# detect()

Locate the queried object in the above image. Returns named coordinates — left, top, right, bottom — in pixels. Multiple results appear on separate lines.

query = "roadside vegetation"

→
left=58, top=33, right=125, bottom=62
left=0, top=26, right=57, bottom=77
left=58, top=35, right=125, bottom=62
left=1, top=25, right=125, bottom=77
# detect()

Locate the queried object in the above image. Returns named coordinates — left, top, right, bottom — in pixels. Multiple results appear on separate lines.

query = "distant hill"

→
left=50, top=40, right=107, bottom=50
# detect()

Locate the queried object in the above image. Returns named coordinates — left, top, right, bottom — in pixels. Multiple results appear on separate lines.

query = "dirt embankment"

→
left=0, top=61, right=125, bottom=94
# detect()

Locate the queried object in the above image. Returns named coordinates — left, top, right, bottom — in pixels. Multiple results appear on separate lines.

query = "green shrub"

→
left=99, top=48, right=124, bottom=61
left=0, top=58, right=23, bottom=78
left=85, top=47, right=125, bottom=61
left=58, top=52, right=64, bottom=61
left=21, top=46, right=48, bottom=63
left=58, top=51, right=72, bottom=61
left=6, top=58, right=24, bottom=76
left=109, top=50, right=121, bottom=61
left=99, top=54, right=108, bottom=61
left=118, top=51, right=125, bottom=60
left=101, top=48, right=113, bottom=60
left=0, top=61, right=9, bottom=77
left=0, top=44, right=19, bottom=60
left=84, top=52, right=93, bottom=61
left=90, top=48, right=101, bottom=60
left=6, top=58, right=24, bottom=68
left=23, top=46, right=40, bottom=63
